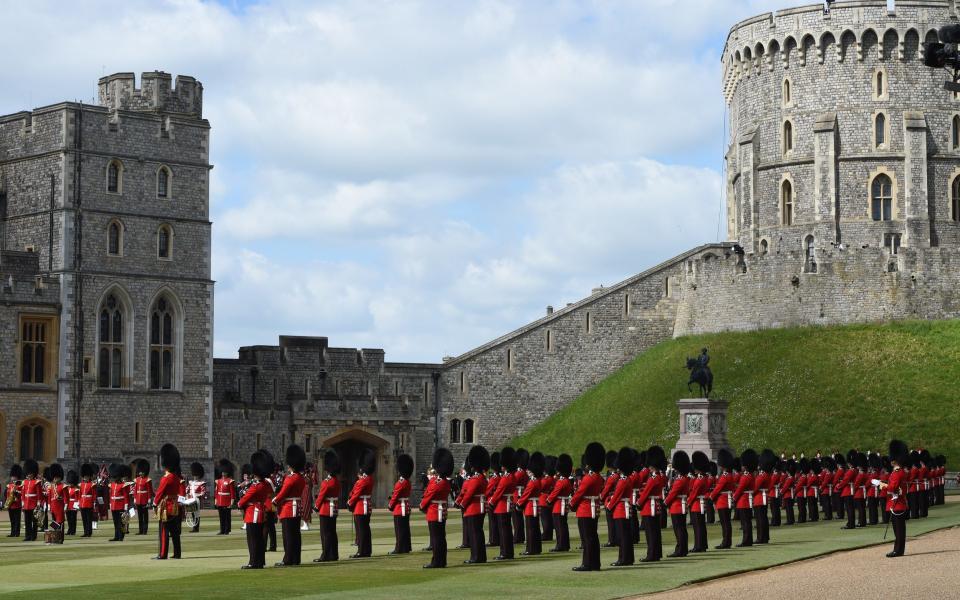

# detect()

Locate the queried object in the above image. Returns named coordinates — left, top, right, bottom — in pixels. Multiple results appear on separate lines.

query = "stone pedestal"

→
left=671, top=398, right=731, bottom=462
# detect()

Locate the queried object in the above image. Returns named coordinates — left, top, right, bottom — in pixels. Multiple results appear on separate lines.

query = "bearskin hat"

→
left=709, top=462, right=718, bottom=476
left=889, top=440, right=910, bottom=465
left=357, top=448, right=376, bottom=475
left=9, top=464, right=23, bottom=479
left=66, top=469, right=79, bottom=485
left=759, top=449, right=778, bottom=472
left=80, top=463, right=94, bottom=479
left=846, top=449, right=858, bottom=466
left=218, top=459, right=235, bottom=478
left=42, top=466, right=51, bottom=482
left=810, top=458, right=821, bottom=473
left=786, top=459, right=797, bottom=475
left=672, top=451, right=691, bottom=476
left=191, top=462, right=205, bottom=478
left=490, top=451, right=501, bottom=473
left=606, top=450, right=619, bottom=470
left=241, top=463, right=253, bottom=478
left=646, top=445, right=665, bottom=469
left=160, top=443, right=181, bottom=472
left=798, top=457, right=809, bottom=474
left=634, top=450, right=646, bottom=473
left=136, top=458, right=150, bottom=477
left=396, top=453, right=414, bottom=479
left=528, top=451, right=546, bottom=478
left=616, top=447, right=635, bottom=476
left=500, top=447, right=517, bottom=471
left=23, top=459, right=39, bottom=478
left=516, top=448, right=530, bottom=470
left=285, top=444, right=307, bottom=472
left=834, top=452, right=846, bottom=467
left=251, top=451, right=273, bottom=479
left=717, top=448, right=735, bottom=471
left=692, top=451, right=710, bottom=474
left=545, top=455, right=558, bottom=476
left=49, top=463, right=64, bottom=481
left=260, top=449, right=277, bottom=473
left=920, top=449, right=933, bottom=467
left=467, top=445, right=490, bottom=473
left=869, top=453, right=882, bottom=470
left=108, top=463, right=123, bottom=480
left=433, top=447, right=454, bottom=479
left=858, top=452, right=869, bottom=469
left=124, top=464, right=134, bottom=479
left=882, top=456, right=892, bottom=471
left=557, top=453, right=573, bottom=477
left=740, top=449, right=759, bottom=472
left=584, top=442, right=606, bottom=472
left=937, top=454, right=947, bottom=468
left=323, top=450, right=341, bottom=476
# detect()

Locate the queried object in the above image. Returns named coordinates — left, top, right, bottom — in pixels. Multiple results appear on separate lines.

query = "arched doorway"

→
left=321, top=427, right=393, bottom=508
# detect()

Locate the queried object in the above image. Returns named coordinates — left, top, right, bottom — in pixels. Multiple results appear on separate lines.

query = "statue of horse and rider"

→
left=685, top=348, right=713, bottom=398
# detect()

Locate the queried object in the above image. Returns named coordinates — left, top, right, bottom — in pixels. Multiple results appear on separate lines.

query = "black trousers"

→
left=919, top=488, right=929, bottom=517
left=908, top=492, right=919, bottom=519
left=706, top=499, right=716, bottom=524
left=690, top=511, right=707, bottom=551
left=882, top=506, right=891, bottom=524
left=136, top=504, right=149, bottom=534
left=427, top=521, right=447, bottom=567
left=856, top=499, right=867, bottom=527
left=80, top=508, right=93, bottom=536
left=630, top=510, right=640, bottom=543
left=577, top=516, right=600, bottom=570
left=111, top=510, right=125, bottom=540
left=891, top=511, right=906, bottom=555
left=318, top=515, right=338, bottom=561
left=717, top=508, right=732, bottom=547
left=820, top=494, right=833, bottom=520
left=833, top=492, right=843, bottom=518
left=754, top=505, right=769, bottom=544
left=614, top=518, right=634, bottom=565
left=553, top=512, right=570, bottom=551
left=66, top=510, right=77, bottom=535
left=659, top=505, right=668, bottom=529
left=797, top=495, right=807, bottom=523
left=843, top=496, right=856, bottom=528
left=524, top=515, right=542, bottom=555
left=23, top=509, right=37, bottom=541
left=769, top=497, right=781, bottom=526
left=464, top=514, right=486, bottom=562
left=353, top=514, right=371, bottom=557
left=488, top=507, right=500, bottom=547
left=246, top=522, right=266, bottom=567
left=393, top=514, right=412, bottom=553
left=784, top=498, right=795, bottom=525
left=670, top=513, right=688, bottom=556
left=280, top=517, right=302, bottom=565
left=158, top=518, right=181, bottom=559
left=807, top=496, right=819, bottom=522
left=497, top=512, right=514, bottom=558
left=218, top=507, right=232, bottom=534
left=605, top=508, right=618, bottom=546
left=540, top=507, right=554, bottom=542
left=737, top=508, right=753, bottom=546
left=460, top=511, right=468, bottom=548
left=512, top=509, right=525, bottom=543
left=868, top=497, right=880, bottom=525
left=641, top=514, right=662, bottom=560
left=8, top=508, right=21, bottom=537
left=265, top=512, right=277, bottom=550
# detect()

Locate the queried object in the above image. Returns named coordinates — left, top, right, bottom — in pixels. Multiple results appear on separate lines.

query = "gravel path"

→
left=640, top=524, right=960, bottom=600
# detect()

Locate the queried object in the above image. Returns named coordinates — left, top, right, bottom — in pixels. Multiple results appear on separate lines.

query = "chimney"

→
left=546, top=306, right=554, bottom=315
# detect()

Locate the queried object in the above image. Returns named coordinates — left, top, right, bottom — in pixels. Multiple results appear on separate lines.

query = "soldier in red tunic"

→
left=239, top=451, right=274, bottom=569
left=734, top=449, right=757, bottom=547
left=388, top=453, right=414, bottom=555
left=45, top=463, right=66, bottom=544
left=665, top=451, right=691, bottom=558
left=20, top=459, right=41, bottom=541
left=780, top=459, right=796, bottom=525
left=512, top=448, right=529, bottom=545
left=881, top=439, right=910, bottom=557
left=689, top=451, right=711, bottom=552
left=313, top=450, right=342, bottom=562
left=154, top=444, right=182, bottom=559
left=488, top=447, right=517, bottom=560
left=539, top=455, right=556, bottom=543
left=274, top=444, right=307, bottom=566
left=753, top=449, right=776, bottom=544
left=570, top=441, right=605, bottom=571
left=4, top=464, right=23, bottom=538
left=107, top=464, right=129, bottom=542
left=132, top=459, right=153, bottom=535
left=78, top=464, right=96, bottom=537
left=547, top=453, right=574, bottom=552
left=517, top=451, right=544, bottom=556
left=606, top=447, right=635, bottom=566
left=215, top=459, right=237, bottom=535
left=421, top=447, right=454, bottom=568
left=347, top=449, right=376, bottom=558
left=64, top=469, right=79, bottom=536
left=457, top=446, right=488, bottom=563
left=636, top=446, right=667, bottom=562
left=601, top=450, right=619, bottom=549
left=708, top=449, right=736, bottom=547
left=485, top=452, right=501, bottom=549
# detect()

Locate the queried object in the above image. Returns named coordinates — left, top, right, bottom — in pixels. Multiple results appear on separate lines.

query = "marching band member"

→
left=484, top=452, right=501, bottom=549
left=134, top=459, right=153, bottom=535
left=636, top=446, right=667, bottom=562
left=46, top=463, right=66, bottom=544
left=688, top=451, right=711, bottom=552
left=517, top=451, right=544, bottom=556
left=488, top=447, right=517, bottom=561
left=421, top=447, right=454, bottom=568
left=20, top=459, right=41, bottom=541
left=880, top=440, right=910, bottom=557
left=239, top=450, right=273, bottom=569
left=547, top=453, right=574, bottom=553
left=187, top=462, right=208, bottom=533
left=570, top=441, right=605, bottom=571
left=347, top=449, right=376, bottom=558
left=64, top=469, right=79, bottom=536
left=313, top=450, right=342, bottom=563
left=274, top=444, right=307, bottom=567
left=539, top=456, right=556, bottom=544
left=154, top=444, right=182, bottom=560
left=665, top=451, right=691, bottom=558
left=733, top=449, right=757, bottom=548
left=388, top=453, right=415, bottom=555
left=606, top=447, right=635, bottom=566
left=215, top=459, right=237, bottom=535
left=5, top=464, right=23, bottom=538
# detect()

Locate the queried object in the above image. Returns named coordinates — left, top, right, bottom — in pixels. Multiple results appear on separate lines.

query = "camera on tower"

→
left=923, top=25, right=960, bottom=92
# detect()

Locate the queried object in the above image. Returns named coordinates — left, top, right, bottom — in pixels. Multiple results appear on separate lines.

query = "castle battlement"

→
left=97, top=71, right=203, bottom=117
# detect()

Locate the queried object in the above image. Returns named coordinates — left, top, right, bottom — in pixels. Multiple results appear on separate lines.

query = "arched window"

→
left=463, top=419, right=475, bottom=444
left=871, top=174, right=893, bottom=221
left=781, top=180, right=794, bottom=226
left=107, top=160, right=122, bottom=193
left=20, top=319, right=48, bottom=385
left=98, top=293, right=125, bottom=388
left=157, top=225, right=173, bottom=259
left=157, top=166, right=171, bottom=198
left=450, top=419, right=461, bottom=444
left=108, top=221, right=123, bottom=256
left=760, top=239, right=769, bottom=255
left=876, top=70, right=884, bottom=97
left=782, top=78, right=792, bottom=106
left=952, top=176, right=960, bottom=222
left=875, top=113, right=887, bottom=148
left=149, top=296, right=177, bottom=390
left=783, top=120, right=793, bottom=154
left=804, top=235, right=817, bottom=273
left=18, top=421, right=49, bottom=462
left=953, top=116, right=960, bottom=150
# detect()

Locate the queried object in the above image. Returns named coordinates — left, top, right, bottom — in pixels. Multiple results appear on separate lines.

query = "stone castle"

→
left=3, top=0, right=960, bottom=504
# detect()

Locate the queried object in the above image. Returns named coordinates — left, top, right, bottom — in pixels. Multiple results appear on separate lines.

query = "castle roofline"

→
left=0, top=101, right=210, bottom=128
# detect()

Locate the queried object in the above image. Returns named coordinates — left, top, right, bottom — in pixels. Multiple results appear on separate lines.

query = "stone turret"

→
left=97, top=71, right=203, bottom=117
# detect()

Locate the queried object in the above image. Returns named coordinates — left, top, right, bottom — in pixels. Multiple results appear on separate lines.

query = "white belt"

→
left=329, top=498, right=337, bottom=515
left=650, top=497, right=657, bottom=516
left=724, top=491, right=733, bottom=507
left=253, top=507, right=260, bottom=522
left=291, top=499, right=299, bottom=517
left=559, top=496, right=571, bottom=516
left=622, top=497, right=631, bottom=514
left=849, top=483, right=855, bottom=495
left=360, top=495, right=370, bottom=515
left=761, top=490, right=767, bottom=506
left=399, top=498, right=409, bottom=517
left=506, top=494, right=513, bottom=512
left=697, top=495, right=706, bottom=513
left=478, top=495, right=485, bottom=515
left=631, top=489, right=638, bottom=504
left=110, top=496, right=125, bottom=501
left=813, top=487, right=819, bottom=499
left=585, top=495, right=600, bottom=519
left=532, top=498, right=539, bottom=517
left=432, top=500, right=447, bottom=522
left=680, top=494, right=687, bottom=515
left=746, top=491, right=753, bottom=507
left=81, top=494, right=94, bottom=499
left=773, top=485, right=780, bottom=498
left=217, top=491, right=231, bottom=496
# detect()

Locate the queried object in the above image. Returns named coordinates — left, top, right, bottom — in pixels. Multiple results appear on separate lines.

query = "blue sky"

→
left=0, top=0, right=805, bottom=362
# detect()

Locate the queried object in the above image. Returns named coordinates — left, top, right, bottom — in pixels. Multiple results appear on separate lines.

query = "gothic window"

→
left=876, top=70, right=884, bottom=97
left=953, top=116, right=960, bottom=150
left=952, top=176, right=960, bottom=222
left=20, top=318, right=50, bottom=385
left=873, top=67, right=888, bottom=100
left=871, top=174, right=893, bottom=221
left=98, top=293, right=125, bottom=389
left=450, top=419, right=461, bottom=444
left=107, top=160, right=123, bottom=193
left=545, top=329, right=554, bottom=353
left=108, top=220, right=123, bottom=256
left=463, top=419, right=475, bottom=444
left=157, top=166, right=171, bottom=198
left=781, top=180, right=794, bottom=226
left=585, top=311, right=593, bottom=333
left=149, top=296, right=176, bottom=390
left=782, top=120, right=794, bottom=154
left=459, top=371, right=466, bottom=396
left=782, top=78, right=792, bottom=106
left=884, top=233, right=902, bottom=255
left=875, top=113, right=887, bottom=148
left=18, top=421, right=49, bottom=462
left=157, top=225, right=173, bottom=260
left=505, top=348, right=515, bottom=373
left=624, top=293, right=631, bottom=316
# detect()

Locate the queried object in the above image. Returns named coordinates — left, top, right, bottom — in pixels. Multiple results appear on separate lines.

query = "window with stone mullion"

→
left=150, top=299, right=175, bottom=390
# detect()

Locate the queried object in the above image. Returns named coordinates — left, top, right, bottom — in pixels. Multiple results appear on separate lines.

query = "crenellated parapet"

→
left=97, top=71, right=203, bottom=117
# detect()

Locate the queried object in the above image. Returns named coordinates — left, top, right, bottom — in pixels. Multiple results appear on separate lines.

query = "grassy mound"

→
left=511, top=320, right=960, bottom=462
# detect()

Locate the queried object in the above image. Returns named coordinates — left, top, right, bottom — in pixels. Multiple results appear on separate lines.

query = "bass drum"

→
left=184, top=505, right=200, bottom=529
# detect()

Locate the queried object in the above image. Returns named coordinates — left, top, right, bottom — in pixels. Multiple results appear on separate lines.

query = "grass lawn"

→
left=1, top=499, right=958, bottom=599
